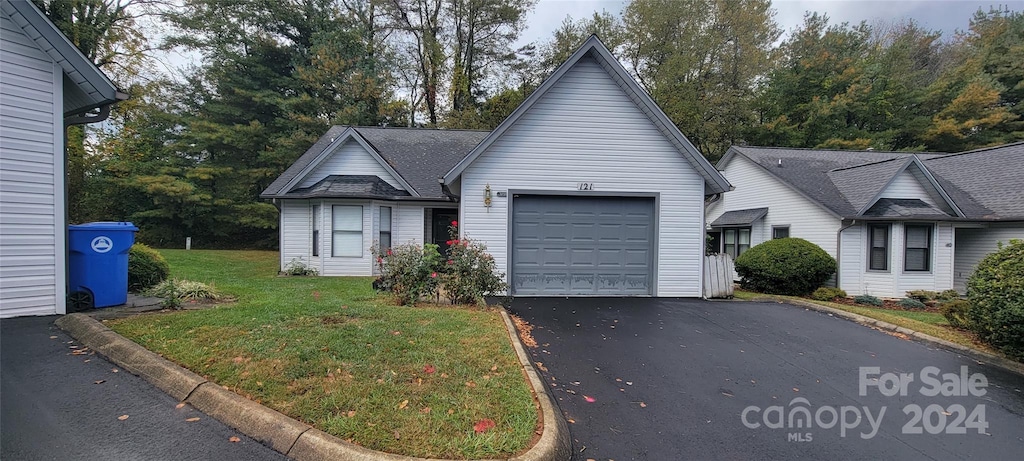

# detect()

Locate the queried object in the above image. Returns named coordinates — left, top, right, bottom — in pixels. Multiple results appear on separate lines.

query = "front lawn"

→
left=107, top=250, right=536, bottom=459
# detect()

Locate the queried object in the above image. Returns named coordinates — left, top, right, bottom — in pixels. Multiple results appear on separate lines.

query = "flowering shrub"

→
left=442, top=221, right=506, bottom=305
left=372, top=243, right=443, bottom=305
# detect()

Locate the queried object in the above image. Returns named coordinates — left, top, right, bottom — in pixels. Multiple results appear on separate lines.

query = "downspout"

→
left=836, top=219, right=857, bottom=289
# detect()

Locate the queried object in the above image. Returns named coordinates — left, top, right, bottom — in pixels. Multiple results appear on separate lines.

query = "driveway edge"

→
left=498, top=308, right=573, bottom=461
left=763, top=297, right=1024, bottom=377
left=56, top=311, right=568, bottom=461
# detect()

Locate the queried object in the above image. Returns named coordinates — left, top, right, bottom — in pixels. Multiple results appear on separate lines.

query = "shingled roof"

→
left=720, top=144, right=1018, bottom=221
left=261, top=126, right=488, bottom=200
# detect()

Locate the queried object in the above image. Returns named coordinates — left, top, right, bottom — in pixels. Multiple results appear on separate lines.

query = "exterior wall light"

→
left=484, top=183, right=493, bottom=207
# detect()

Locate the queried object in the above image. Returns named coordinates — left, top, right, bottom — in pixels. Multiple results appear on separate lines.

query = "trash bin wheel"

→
left=68, top=290, right=94, bottom=312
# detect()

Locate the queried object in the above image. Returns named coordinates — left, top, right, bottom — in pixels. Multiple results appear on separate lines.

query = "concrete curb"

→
left=756, top=297, right=1024, bottom=378
left=56, top=311, right=570, bottom=461
left=497, top=308, right=572, bottom=461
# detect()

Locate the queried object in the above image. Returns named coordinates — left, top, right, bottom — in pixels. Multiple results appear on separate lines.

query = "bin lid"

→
left=69, top=222, right=139, bottom=232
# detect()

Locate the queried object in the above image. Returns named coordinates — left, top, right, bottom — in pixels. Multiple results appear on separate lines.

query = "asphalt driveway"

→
left=1, top=315, right=286, bottom=461
left=508, top=298, right=1024, bottom=460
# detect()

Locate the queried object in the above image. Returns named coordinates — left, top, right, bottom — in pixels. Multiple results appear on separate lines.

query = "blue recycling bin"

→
left=67, top=222, right=138, bottom=309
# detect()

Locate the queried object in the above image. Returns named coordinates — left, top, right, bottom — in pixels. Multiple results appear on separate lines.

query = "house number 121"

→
left=577, top=182, right=594, bottom=191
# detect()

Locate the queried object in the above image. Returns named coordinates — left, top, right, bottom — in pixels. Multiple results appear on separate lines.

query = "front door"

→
left=431, top=209, right=458, bottom=255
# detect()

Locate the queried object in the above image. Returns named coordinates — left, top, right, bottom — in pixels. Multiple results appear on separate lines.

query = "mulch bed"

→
left=823, top=296, right=942, bottom=313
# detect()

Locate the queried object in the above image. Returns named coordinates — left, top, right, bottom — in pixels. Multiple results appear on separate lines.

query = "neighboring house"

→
left=263, top=36, right=731, bottom=297
left=0, top=0, right=125, bottom=318
left=706, top=142, right=1024, bottom=298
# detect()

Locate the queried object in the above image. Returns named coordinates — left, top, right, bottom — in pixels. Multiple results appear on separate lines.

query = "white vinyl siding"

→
left=278, top=200, right=311, bottom=271
left=459, top=55, right=707, bottom=296
left=953, top=224, right=1024, bottom=293
left=0, top=9, right=64, bottom=318
left=708, top=154, right=842, bottom=256
left=840, top=222, right=954, bottom=297
left=878, top=164, right=953, bottom=214
left=396, top=205, right=425, bottom=246
left=298, top=139, right=403, bottom=190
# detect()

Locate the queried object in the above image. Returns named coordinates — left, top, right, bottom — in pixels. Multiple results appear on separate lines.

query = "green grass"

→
left=108, top=250, right=536, bottom=459
left=734, top=289, right=995, bottom=353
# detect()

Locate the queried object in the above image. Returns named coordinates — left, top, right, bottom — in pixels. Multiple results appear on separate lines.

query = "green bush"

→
left=966, top=239, right=1024, bottom=360
left=734, top=238, right=836, bottom=295
left=442, top=232, right=507, bottom=305
left=937, top=289, right=961, bottom=302
left=854, top=294, right=883, bottom=306
left=128, top=244, right=170, bottom=292
left=811, top=287, right=847, bottom=301
left=898, top=298, right=927, bottom=309
left=941, top=300, right=972, bottom=329
left=905, top=290, right=938, bottom=302
left=373, top=243, right=443, bottom=305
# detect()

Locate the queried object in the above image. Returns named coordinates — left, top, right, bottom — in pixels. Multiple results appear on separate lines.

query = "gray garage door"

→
left=511, top=195, right=655, bottom=296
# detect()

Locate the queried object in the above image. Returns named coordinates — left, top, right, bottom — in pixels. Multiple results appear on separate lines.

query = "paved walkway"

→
left=1, top=315, right=287, bottom=461
left=508, top=297, right=1024, bottom=460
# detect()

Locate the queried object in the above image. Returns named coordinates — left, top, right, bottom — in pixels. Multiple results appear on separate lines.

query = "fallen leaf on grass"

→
left=176, top=402, right=186, bottom=409
left=117, top=415, right=129, bottom=421
left=398, top=400, right=409, bottom=410
left=232, top=357, right=245, bottom=364
left=473, top=419, right=496, bottom=433
left=420, top=407, right=431, bottom=414
left=423, top=364, right=436, bottom=374
left=440, top=373, right=449, bottom=378
left=583, top=395, right=596, bottom=403
left=465, top=381, right=477, bottom=388
left=393, top=430, right=401, bottom=440
left=229, top=436, right=241, bottom=443
left=490, top=365, right=498, bottom=371
left=391, top=331, right=401, bottom=336
left=94, top=380, right=105, bottom=385
left=186, top=417, right=200, bottom=422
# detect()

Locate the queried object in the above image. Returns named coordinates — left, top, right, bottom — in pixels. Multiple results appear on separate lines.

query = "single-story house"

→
left=0, top=0, right=126, bottom=318
left=262, top=36, right=732, bottom=297
left=705, top=142, right=1024, bottom=298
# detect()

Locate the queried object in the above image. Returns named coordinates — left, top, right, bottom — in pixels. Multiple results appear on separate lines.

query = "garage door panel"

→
left=512, top=195, right=654, bottom=296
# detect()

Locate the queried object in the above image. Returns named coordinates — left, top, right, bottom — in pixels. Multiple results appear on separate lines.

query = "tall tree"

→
left=387, top=0, right=446, bottom=125
left=537, top=10, right=623, bottom=75
left=623, top=0, right=780, bottom=160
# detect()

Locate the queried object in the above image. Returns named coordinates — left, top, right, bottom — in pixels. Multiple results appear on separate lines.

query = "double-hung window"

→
left=379, top=207, right=392, bottom=251
left=332, top=205, right=363, bottom=257
left=904, top=225, right=932, bottom=272
left=868, top=224, right=889, bottom=271
left=723, top=228, right=751, bottom=259
left=312, top=204, right=321, bottom=257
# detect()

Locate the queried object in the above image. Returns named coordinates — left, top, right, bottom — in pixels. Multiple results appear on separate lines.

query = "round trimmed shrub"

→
left=734, top=238, right=836, bottom=295
left=898, top=298, right=927, bottom=309
left=811, top=287, right=847, bottom=301
left=128, top=243, right=170, bottom=292
left=965, top=239, right=1024, bottom=360
left=854, top=294, right=883, bottom=306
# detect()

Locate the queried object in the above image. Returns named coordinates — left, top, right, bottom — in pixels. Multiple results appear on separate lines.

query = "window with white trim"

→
left=868, top=224, right=889, bottom=271
left=332, top=205, right=363, bottom=257
left=379, top=206, right=392, bottom=251
left=904, top=224, right=932, bottom=272
left=772, top=226, right=790, bottom=239
left=312, top=204, right=320, bottom=257
left=723, top=228, right=751, bottom=259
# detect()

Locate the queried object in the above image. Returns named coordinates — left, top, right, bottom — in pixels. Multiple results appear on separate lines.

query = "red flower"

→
left=473, top=418, right=496, bottom=433
left=423, top=364, right=436, bottom=374
left=386, top=249, right=392, bottom=256
left=377, top=257, right=383, bottom=264
left=447, top=260, right=454, bottom=265
left=446, top=240, right=453, bottom=245
left=430, top=272, right=437, bottom=278
left=451, top=220, right=458, bottom=227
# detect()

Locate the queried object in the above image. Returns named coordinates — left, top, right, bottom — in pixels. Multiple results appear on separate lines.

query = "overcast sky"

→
left=514, top=0, right=1002, bottom=48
